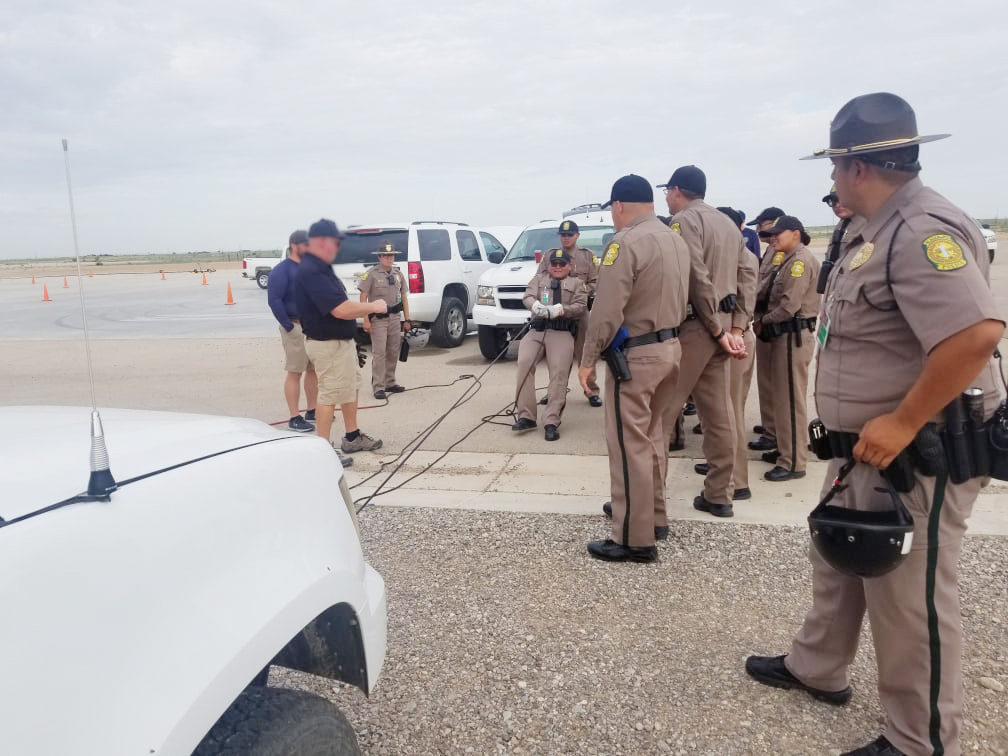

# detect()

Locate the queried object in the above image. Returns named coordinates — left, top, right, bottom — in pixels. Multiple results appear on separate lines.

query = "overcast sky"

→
left=1, top=0, right=1006, bottom=259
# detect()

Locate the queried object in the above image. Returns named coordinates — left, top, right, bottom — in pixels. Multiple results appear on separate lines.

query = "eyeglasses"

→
left=549, top=260, right=570, bottom=267
left=825, top=197, right=839, bottom=208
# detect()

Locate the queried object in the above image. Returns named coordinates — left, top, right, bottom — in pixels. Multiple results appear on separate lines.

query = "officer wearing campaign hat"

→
left=746, top=93, right=1005, bottom=756
left=358, top=241, right=410, bottom=399
left=537, top=219, right=601, bottom=405
left=514, top=247, right=588, bottom=441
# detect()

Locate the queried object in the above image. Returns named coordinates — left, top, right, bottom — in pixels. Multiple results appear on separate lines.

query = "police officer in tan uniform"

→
left=755, top=216, right=820, bottom=481
left=512, top=249, right=588, bottom=441
left=746, top=93, right=1005, bottom=756
left=579, top=175, right=698, bottom=562
left=359, top=242, right=410, bottom=400
left=537, top=220, right=602, bottom=406
left=659, top=165, right=750, bottom=517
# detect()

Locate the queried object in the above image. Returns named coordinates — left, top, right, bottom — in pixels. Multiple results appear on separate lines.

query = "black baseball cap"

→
left=716, top=206, right=743, bottom=227
left=308, top=218, right=345, bottom=239
left=746, top=207, right=785, bottom=227
left=762, top=215, right=805, bottom=235
left=600, top=174, right=653, bottom=208
left=657, top=165, right=706, bottom=197
left=289, top=229, right=309, bottom=245
left=547, top=248, right=572, bottom=264
left=558, top=220, right=579, bottom=235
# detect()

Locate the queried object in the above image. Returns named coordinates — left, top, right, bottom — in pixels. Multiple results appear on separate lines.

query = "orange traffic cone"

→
left=42, top=284, right=51, bottom=302
left=201, top=272, right=207, bottom=286
left=225, top=282, right=235, bottom=306
left=88, top=270, right=93, bottom=278
left=31, top=275, right=35, bottom=284
left=63, top=276, right=69, bottom=288
left=161, top=270, right=166, bottom=280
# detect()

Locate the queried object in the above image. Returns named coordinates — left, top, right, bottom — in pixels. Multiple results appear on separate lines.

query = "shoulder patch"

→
left=601, top=243, right=619, bottom=266
left=790, top=260, right=805, bottom=278
left=923, top=234, right=967, bottom=271
left=670, top=222, right=681, bottom=234
left=771, top=251, right=784, bottom=266
left=360, top=272, right=369, bottom=281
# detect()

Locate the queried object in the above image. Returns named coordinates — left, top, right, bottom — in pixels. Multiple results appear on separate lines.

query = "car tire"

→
left=430, top=296, right=466, bottom=348
left=193, top=686, right=361, bottom=756
left=256, top=271, right=270, bottom=289
left=477, top=326, right=510, bottom=361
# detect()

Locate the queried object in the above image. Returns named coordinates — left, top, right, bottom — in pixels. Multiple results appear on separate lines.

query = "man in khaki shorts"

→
left=267, top=229, right=317, bottom=433
left=294, top=219, right=387, bottom=465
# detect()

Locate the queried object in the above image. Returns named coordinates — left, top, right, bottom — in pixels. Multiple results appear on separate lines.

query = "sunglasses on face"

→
left=549, top=260, right=570, bottom=267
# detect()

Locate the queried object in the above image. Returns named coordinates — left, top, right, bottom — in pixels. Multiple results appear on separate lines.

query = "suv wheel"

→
left=193, top=687, right=361, bottom=756
left=256, top=271, right=270, bottom=289
left=430, top=296, right=466, bottom=348
left=477, top=325, right=511, bottom=361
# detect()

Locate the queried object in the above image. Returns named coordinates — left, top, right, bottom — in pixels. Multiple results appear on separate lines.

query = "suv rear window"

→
left=338, top=229, right=409, bottom=265
left=418, top=229, right=451, bottom=261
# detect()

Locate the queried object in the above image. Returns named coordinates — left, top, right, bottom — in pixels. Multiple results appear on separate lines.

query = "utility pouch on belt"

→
left=718, top=294, right=737, bottom=313
left=988, top=400, right=1008, bottom=481
left=808, top=419, right=932, bottom=493
left=602, top=327, right=631, bottom=382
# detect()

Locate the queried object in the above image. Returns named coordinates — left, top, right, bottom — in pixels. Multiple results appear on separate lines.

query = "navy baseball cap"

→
left=763, top=215, right=805, bottom=235
left=601, top=174, right=653, bottom=208
left=308, top=219, right=345, bottom=239
left=657, top=165, right=706, bottom=197
left=289, top=229, right=309, bottom=245
left=558, top=220, right=579, bottom=235
left=747, top=207, right=785, bottom=227
left=547, top=248, right=572, bottom=264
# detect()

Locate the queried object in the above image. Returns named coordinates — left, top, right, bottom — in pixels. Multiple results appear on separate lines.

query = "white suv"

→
left=333, top=222, right=510, bottom=348
left=472, top=206, right=614, bottom=360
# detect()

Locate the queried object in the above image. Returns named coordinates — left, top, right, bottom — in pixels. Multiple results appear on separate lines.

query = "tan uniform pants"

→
left=516, top=328, right=574, bottom=427
left=606, top=339, right=680, bottom=547
left=574, top=310, right=600, bottom=396
left=731, top=328, right=756, bottom=489
left=661, top=319, right=736, bottom=505
left=769, top=331, right=813, bottom=472
left=787, top=459, right=979, bottom=756
left=370, top=314, right=402, bottom=392
left=755, top=336, right=776, bottom=442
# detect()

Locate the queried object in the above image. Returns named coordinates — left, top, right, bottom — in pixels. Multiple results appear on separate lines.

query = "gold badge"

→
left=554, top=249, right=563, bottom=259
left=601, top=243, right=620, bottom=266
left=384, top=242, right=393, bottom=253
left=771, top=251, right=784, bottom=266
left=562, top=221, right=570, bottom=232
left=924, top=234, right=967, bottom=271
left=592, top=255, right=600, bottom=266
left=670, top=222, right=681, bottom=234
left=848, top=242, right=874, bottom=270
left=790, top=260, right=805, bottom=278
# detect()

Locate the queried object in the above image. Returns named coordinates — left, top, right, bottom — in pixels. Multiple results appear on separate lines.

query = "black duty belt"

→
left=369, top=301, right=404, bottom=320
left=624, top=327, right=680, bottom=349
left=530, top=318, right=577, bottom=333
left=766, top=316, right=816, bottom=336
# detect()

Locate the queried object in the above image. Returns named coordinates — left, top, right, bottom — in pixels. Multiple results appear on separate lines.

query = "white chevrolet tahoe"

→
left=332, top=222, right=510, bottom=348
left=472, top=205, right=614, bottom=360
left=0, top=406, right=386, bottom=755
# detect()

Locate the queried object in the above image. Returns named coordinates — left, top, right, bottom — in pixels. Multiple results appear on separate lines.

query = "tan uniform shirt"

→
left=358, top=264, right=407, bottom=311
left=669, top=199, right=741, bottom=335
left=537, top=246, right=599, bottom=296
left=734, top=235, right=759, bottom=329
left=761, top=244, right=820, bottom=324
left=522, top=271, right=588, bottom=319
left=816, top=177, right=1004, bottom=431
left=581, top=212, right=690, bottom=367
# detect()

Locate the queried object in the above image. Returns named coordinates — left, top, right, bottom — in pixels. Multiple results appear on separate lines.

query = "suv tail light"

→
left=408, top=261, right=424, bottom=294
left=242, top=260, right=247, bottom=270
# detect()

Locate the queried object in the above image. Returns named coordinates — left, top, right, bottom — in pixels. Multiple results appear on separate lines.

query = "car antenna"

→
left=63, top=138, right=117, bottom=498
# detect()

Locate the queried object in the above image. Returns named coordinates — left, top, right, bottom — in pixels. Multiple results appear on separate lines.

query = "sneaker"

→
left=341, top=431, right=383, bottom=453
left=288, top=415, right=315, bottom=433
left=330, top=442, right=353, bottom=467
left=304, top=409, right=316, bottom=422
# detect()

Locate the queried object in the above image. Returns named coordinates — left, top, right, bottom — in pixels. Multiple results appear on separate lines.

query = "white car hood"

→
left=0, top=406, right=300, bottom=521
left=478, top=259, right=538, bottom=287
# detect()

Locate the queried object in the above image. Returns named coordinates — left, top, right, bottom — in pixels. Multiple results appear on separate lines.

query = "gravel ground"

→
left=273, top=508, right=1008, bottom=755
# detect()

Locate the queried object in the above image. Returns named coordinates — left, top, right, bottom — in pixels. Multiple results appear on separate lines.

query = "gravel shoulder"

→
left=274, top=508, right=1008, bottom=755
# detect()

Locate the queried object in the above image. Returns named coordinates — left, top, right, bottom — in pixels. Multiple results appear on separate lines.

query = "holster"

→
left=602, top=348, right=631, bottom=382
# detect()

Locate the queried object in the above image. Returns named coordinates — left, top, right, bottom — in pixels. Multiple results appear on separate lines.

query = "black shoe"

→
left=693, top=494, right=733, bottom=518
left=749, top=436, right=777, bottom=451
left=539, top=395, right=548, bottom=405
left=654, top=525, right=669, bottom=541
left=588, top=395, right=603, bottom=407
left=304, top=409, right=316, bottom=422
left=668, top=440, right=685, bottom=452
left=765, top=466, right=806, bottom=482
left=733, top=487, right=752, bottom=500
left=602, top=501, right=612, bottom=518
left=753, top=424, right=766, bottom=435
left=544, top=424, right=559, bottom=441
left=761, top=450, right=780, bottom=464
left=840, top=736, right=904, bottom=756
left=288, top=415, right=315, bottom=433
left=683, top=401, right=697, bottom=416
left=374, top=390, right=387, bottom=400
left=694, top=462, right=709, bottom=476
left=511, top=418, right=537, bottom=432
left=587, top=539, right=657, bottom=563
left=386, top=385, right=406, bottom=393
left=745, top=655, right=852, bottom=705
left=692, top=423, right=703, bottom=434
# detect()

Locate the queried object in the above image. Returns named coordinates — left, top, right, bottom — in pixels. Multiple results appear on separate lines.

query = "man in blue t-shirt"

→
left=295, top=219, right=388, bottom=463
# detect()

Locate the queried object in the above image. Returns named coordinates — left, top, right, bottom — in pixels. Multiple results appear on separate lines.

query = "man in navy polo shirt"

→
left=295, top=219, right=387, bottom=464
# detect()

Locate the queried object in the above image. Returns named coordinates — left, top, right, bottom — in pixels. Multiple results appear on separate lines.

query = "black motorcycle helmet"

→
left=808, top=465, right=914, bottom=578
